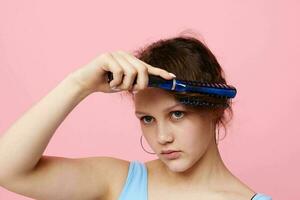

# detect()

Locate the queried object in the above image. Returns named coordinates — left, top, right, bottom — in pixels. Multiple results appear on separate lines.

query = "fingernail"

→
left=111, top=86, right=121, bottom=91
left=169, top=73, right=176, bottom=78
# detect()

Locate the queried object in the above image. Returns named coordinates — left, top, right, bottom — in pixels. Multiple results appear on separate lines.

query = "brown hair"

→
left=125, top=31, right=234, bottom=141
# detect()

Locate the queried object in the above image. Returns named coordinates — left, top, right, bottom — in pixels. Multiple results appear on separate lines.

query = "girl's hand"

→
left=69, top=51, right=176, bottom=94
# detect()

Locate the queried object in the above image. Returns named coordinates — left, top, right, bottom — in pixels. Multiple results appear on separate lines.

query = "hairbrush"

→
left=106, top=71, right=237, bottom=108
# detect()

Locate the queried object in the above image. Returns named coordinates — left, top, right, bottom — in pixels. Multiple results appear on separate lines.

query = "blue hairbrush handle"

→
left=106, top=72, right=237, bottom=98
left=106, top=71, right=173, bottom=88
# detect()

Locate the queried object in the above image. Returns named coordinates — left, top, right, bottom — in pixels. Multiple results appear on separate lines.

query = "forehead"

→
left=133, top=88, right=212, bottom=120
left=133, top=88, right=178, bottom=109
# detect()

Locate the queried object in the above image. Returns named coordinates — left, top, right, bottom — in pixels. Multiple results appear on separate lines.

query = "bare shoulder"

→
left=220, top=189, right=256, bottom=200
left=64, top=156, right=130, bottom=200
left=92, top=156, right=130, bottom=200
left=88, top=156, right=130, bottom=176
left=217, top=177, right=257, bottom=200
left=43, top=156, right=131, bottom=200
left=0, top=155, right=130, bottom=200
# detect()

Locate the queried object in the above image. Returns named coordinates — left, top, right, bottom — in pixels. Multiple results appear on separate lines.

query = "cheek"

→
left=140, top=127, right=155, bottom=144
left=179, top=122, right=211, bottom=151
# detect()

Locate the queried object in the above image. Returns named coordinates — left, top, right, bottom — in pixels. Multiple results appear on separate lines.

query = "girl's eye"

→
left=140, top=111, right=185, bottom=124
left=140, top=116, right=154, bottom=124
left=172, top=111, right=185, bottom=119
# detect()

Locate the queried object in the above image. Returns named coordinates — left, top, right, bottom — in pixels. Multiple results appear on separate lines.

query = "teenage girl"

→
left=0, top=36, right=272, bottom=200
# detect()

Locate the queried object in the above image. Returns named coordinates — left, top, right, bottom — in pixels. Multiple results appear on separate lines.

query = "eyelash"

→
left=139, top=111, right=185, bottom=124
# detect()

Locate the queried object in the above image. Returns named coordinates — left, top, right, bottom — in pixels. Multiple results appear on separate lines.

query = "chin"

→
left=163, top=158, right=191, bottom=173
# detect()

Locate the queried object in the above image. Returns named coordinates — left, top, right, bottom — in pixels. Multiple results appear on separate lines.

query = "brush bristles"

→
left=177, top=96, right=229, bottom=108
left=178, top=80, right=235, bottom=90
left=171, top=91, right=230, bottom=109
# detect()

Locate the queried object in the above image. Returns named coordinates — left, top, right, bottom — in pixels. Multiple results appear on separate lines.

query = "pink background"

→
left=1, top=0, right=299, bottom=199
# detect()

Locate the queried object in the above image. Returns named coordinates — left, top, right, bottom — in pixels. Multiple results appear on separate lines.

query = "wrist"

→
left=64, top=73, right=94, bottom=99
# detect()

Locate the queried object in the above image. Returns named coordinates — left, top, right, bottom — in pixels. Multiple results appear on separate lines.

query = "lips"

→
left=161, top=150, right=181, bottom=154
left=161, top=151, right=181, bottom=159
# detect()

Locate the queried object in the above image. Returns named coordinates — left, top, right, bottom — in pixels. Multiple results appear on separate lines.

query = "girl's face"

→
left=133, top=88, right=216, bottom=172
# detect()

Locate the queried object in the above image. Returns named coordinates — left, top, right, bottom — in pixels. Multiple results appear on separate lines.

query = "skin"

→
left=132, top=87, right=256, bottom=199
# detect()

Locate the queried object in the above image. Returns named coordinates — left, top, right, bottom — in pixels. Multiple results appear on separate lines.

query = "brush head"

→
left=176, top=95, right=230, bottom=108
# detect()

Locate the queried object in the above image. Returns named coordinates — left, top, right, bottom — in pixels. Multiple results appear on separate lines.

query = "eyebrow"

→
left=135, top=103, right=183, bottom=116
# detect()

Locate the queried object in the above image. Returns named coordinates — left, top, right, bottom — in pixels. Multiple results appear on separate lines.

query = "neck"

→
left=160, top=139, right=233, bottom=188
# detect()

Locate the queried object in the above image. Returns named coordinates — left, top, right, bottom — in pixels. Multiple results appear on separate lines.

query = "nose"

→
left=156, top=122, right=174, bottom=144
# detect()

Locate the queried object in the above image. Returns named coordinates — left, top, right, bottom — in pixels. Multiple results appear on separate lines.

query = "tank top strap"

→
left=251, top=193, right=273, bottom=200
left=117, top=160, right=148, bottom=200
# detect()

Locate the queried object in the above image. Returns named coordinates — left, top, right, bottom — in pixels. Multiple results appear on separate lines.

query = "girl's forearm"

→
left=0, top=74, right=91, bottom=180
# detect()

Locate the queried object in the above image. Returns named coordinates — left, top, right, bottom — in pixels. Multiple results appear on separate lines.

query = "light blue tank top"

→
left=117, top=160, right=273, bottom=200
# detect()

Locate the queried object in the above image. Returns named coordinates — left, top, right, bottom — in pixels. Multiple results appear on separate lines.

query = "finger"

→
left=111, top=51, right=137, bottom=90
left=117, top=51, right=149, bottom=90
left=135, top=58, right=176, bottom=79
left=147, top=64, right=176, bottom=80
left=99, top=53, right=124, bottom=88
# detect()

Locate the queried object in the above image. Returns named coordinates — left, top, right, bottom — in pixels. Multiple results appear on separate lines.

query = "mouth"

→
left=161, top=151, right=181, bottom=160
